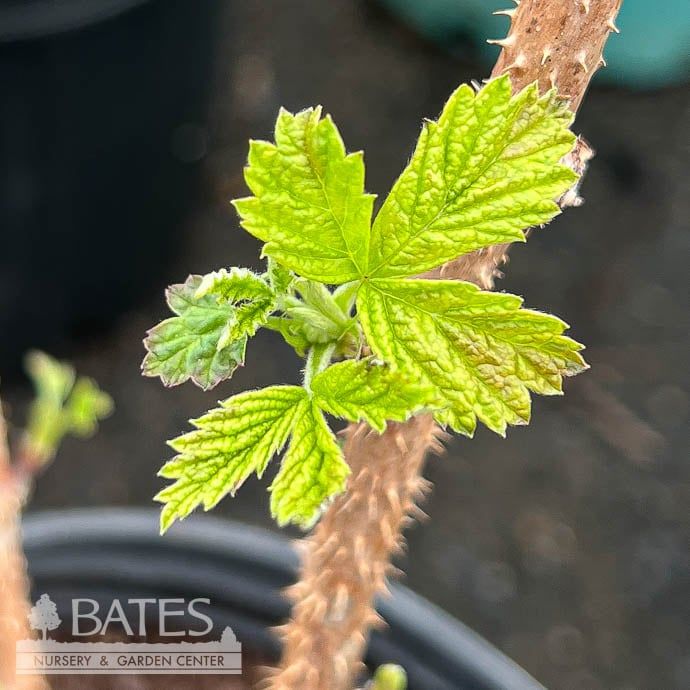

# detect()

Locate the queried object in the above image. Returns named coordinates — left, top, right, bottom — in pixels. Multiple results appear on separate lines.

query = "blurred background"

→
left=1, top=1, right=688, bottom=688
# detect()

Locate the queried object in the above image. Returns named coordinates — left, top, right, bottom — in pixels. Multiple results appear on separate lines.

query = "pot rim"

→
left=23, top=507, right=545, bottom=690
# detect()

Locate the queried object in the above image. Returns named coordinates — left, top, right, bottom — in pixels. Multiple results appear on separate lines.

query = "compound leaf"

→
left=358, top=278, right=586, bottom=436
left=142, top=275, right=248, bottom=390
left=270, top=401, right=349, bottom=528
left=233, top=107, right=375, bottom=283
left=311, top=358, right=436, bottom=432
left=368, top=76, right=578, bottom=278
left=157, top=386, right=307, bottom=532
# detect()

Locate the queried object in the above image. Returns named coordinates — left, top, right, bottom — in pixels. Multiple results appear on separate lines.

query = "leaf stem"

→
left=303, top=343, right=336, bottom=392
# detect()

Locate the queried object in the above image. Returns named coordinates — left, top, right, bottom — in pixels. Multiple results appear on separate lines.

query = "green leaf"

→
left=142, top=275, right=248, bottom=390
left=195, top=267, right=273, bottom=303
left=195, top=267, right=275, bottom=344
left=311, top=358, right=436, bottom=432
left=266, top=258, right=295, bottom=296
left=156, top=386, right=307, bottom=532
left=233, top=107, right=375, bottom=283
left=270, top=401, right=349, bottom=528
left=358, top=278, right=586, bottom=436
left=24, top=351, right=112, bottom=464
left=65, top=377, right=114, bottom=436
left=265, top=316, right=311, bottom=356
left=368, top=76, right=578, bottom=278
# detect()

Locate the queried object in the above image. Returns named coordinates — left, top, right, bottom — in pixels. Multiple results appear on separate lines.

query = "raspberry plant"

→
left=143, top=74, right=587, bottom=533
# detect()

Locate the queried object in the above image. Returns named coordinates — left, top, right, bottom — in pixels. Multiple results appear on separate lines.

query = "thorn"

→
left=394, top=431, right=409, bottom=455
left=576, top=51, right=588, bottom=73
left=548, top=69, right=558, bottom=89
left=502, top=52, right=526, bottom=73
left=492, top=8, right=516, bottom=17
left=486, top=35, right=516, bottom=48
left=581, top=0, right=590, bottom=13
left=607, top=17, right=620, bottom=33
left=509, top=0, right=520, bottom=5
left=470, top=79, right=482, bottom=92
left=598, top=57, right=607, bottom=68
left=541, top=47, right=551, bottom=66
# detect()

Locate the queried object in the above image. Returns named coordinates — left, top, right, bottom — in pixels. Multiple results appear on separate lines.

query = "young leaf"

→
left=65, top=378, right=115, bottom=436
left=368, top=76, right=578, bottom=278
left=24, top=351, right=112, bottom=464
left=233, top=107, right=375, bottom=283
left=266, top=258, right=295, bottom=295
left=311, top=358, right=436, bottom=432
left=142, top=275, right=248, bottom=390
left=195, top=267, right=274, bottom=303
left=358, top=278, right=586, bottom=436
left=270, top=401, right=349, bottom=528
left=156, top=386, right=307, bottom=532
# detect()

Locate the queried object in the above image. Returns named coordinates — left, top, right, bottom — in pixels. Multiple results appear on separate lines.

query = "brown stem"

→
left=0, top=407, right=48, bottom=690
left=272, top=2, right=622, bottom=688
left=269, top=416, right=445, bottom=689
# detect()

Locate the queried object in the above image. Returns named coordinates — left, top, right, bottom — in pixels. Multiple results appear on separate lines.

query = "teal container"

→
left=378, top=0, right=689, bottom=88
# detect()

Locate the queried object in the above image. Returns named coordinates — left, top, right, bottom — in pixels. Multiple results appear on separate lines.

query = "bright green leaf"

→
left=270, top=401, right=349, bottom=528
left=311, top=358, right=436, bottom=432
left=156, top=386, right=307, bottom=532
left=65, top=377, right=114, bottom=436
left=233, top=107, right=375, bottom=283
left=265, top=316, right=311, bottom=356
left=358, top=278, right=586, bottom=436
left=266, top=258, right=295, bottom=296
left=142, top=275, right=248, bottom=390
left=368, top=76, right=578, bottom=278
left=195, top=267, right=273, bottom=303
left=24, top=351, right=112, bottom=464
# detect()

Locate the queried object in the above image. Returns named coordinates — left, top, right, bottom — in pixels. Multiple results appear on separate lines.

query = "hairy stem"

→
left=0, top=408, right=46, bottom=690
left=272, top=2, right=622, bottom=688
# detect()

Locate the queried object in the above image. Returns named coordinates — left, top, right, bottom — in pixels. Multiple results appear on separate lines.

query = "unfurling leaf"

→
left=156, top=386, right=307, bottom=532
left=233, top=107, right=375, bottom=283
left=311, top=358, right=437, bottom=432
left=368, top=76, right=577, bottom=278
left=270, top=401, right=349, bottom=528
left=142, top=275, right=250, bottom=390
left=358, top=278, right=586, bottom=436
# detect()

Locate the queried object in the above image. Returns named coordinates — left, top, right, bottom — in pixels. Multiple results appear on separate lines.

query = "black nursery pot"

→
left=0, top=0, right=220, bottom=375
left=23, top=508, right=545, bottom=690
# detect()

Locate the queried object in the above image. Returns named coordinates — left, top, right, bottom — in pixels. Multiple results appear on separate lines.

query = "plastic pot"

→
left=23, top=508, right=545, bottom=690
left=0, top=0, right=220, bottom=375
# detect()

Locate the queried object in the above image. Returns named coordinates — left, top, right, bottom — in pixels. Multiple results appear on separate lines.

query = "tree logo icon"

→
left=28, top=594, right=62, bottom=641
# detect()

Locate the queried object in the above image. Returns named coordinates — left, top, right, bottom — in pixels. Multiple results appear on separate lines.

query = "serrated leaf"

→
left=270, top=401, right=349, bottom=528
left=311, top=358, right=436, bottom=432
left=368, top=76, right=578, bottom=278
left=195, top=267, right=274, bottom=303
left=358, top=278, right=586, bottom=436
left=142, top=275, right=248, bottom=390
left=233, top=107, right=375, bottom=283
left=156, top=386, right=307, bottom=532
